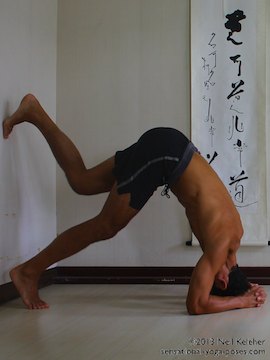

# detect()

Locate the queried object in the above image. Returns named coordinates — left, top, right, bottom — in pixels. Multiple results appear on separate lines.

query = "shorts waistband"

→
left=168, top=142, right=198, bottom=186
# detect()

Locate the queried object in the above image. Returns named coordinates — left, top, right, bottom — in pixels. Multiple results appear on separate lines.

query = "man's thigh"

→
left=97, top=182, right=139, bottom=235
left=79, top=156, right=116, bottom=194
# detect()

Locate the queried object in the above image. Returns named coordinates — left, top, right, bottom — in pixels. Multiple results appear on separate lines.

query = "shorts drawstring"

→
left=161, top=184, right=170, bottom=199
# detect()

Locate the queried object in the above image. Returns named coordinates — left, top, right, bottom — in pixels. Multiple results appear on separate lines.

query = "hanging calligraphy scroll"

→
left=190, top=0, right=268, bottom=245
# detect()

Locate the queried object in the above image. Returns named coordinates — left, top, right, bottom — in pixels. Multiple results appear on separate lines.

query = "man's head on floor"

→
left=211, top=264, right=251, bottom=297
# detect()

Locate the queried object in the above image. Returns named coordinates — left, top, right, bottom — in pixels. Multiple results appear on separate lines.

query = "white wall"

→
left=1, top=1, right=268, bottom=284
left=0, top=0, right=57, bottom=285
left=57, top=0, right=199, bottom=267
left=57, top=0, right=270, bottom=267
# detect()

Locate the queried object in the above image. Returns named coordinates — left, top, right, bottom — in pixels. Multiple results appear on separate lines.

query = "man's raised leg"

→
left=2, top=94, right=115, bottom=194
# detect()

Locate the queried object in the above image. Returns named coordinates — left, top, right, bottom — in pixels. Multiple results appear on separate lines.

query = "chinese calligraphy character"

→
left=229, top=170, right=248, bottom=204
left=225, top=10, right=246, bottom=45
left=208, top=33, right=216, bottom=48
left=230, top=55, right=242, bottom=76
left=234, top=138, right=247, bottom=168
left=228, top=115, right=244, bottom=140
left=227, top=80, right=245, bottom=100
left=202, top=52, right=217, bottom=90
left=207, top=151, right=218, bottom=165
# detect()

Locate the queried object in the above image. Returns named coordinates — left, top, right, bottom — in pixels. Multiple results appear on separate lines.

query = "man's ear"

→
left=215, top=278, right=227, bottom=290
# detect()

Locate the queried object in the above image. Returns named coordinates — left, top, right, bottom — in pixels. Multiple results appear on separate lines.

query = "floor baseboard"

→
left=54, top=266, right=270, bottom=285
left=1, top=266, right=270, bottom=305
left=54, top=266, right=193, bottom=284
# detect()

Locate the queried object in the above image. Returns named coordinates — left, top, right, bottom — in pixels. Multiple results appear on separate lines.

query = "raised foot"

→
left=2, top=94, right=40, bottom=139
left=10, top=265, right=49, bottom=310
left=2, top=118, right=13, bottom=139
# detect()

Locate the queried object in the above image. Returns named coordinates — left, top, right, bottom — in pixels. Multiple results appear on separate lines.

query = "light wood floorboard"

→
left=0, top=284, right=269, bottom=360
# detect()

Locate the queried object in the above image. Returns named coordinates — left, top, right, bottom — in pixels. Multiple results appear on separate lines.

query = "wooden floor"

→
left=0, top=284, right=269, bottom=360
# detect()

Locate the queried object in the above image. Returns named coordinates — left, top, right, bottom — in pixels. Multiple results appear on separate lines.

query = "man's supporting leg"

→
left=10, top=184, right=139, bottom=309
left=2, top=94, right=115, bottom=194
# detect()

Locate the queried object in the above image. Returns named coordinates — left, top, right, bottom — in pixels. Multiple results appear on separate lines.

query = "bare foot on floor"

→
left=10, top=265, right=49, bottom=310
left=2, top=94, right=40, bottom=139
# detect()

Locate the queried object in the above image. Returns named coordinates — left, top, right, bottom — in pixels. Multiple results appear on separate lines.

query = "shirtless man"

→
left=3, top=94, right=266, bottom=313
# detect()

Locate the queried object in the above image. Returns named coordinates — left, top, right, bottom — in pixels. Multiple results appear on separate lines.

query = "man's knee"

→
left=67, top=172, right=96, bottom=195
left=102, top=222, right=124, bottom=239
left=66, top=172, right=85, bottom=194
left=97, top=217, right=129, bottom=241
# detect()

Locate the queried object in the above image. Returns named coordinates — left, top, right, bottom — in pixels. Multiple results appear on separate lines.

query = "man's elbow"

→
left=186, top=300, right=205, bottom=315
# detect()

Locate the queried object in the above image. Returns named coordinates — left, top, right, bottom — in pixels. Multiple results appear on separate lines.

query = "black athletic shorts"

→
left=113, top=127, right=198, bottom=210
